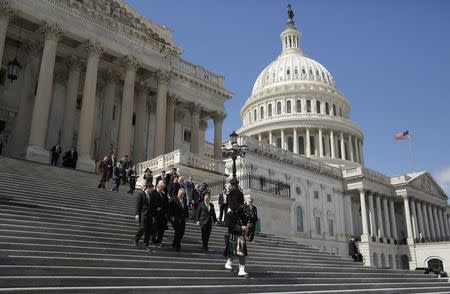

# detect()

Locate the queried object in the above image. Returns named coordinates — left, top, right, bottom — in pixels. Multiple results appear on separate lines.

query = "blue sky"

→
left=126, top=0, right=450, bottom=195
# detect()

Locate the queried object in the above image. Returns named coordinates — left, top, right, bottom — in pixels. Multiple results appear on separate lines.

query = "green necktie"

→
left=207, top=203, right=210, bottom=212
left=146, top=194, right=150, bottom=206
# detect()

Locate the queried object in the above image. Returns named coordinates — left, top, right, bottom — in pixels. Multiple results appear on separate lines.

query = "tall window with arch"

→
left=325, top=102, right=329, bottom=115
left=306, top=100, right=311, bottom=113
left=260, top=106, right=264, bottom=119
left=333, top=104, right=336, bottom=116
left=296, top=206, right=304, bottom=232
left=286, top=100, right=292, bottom=113
left=276, top=101, right=282, bottom=115
left=296, top=99, right=301, bottom=113
left=299, top=136, right=305, bottom=155
left=253, top=109, right=257, bottom=121
left=268, top=103, right=273, bottom=117
left=310, top=135, right=316, bottom=155
left=287, top=136, right=293, bottom=152
left=339, top=107, right=342, bottom=117
left=316, top=101, right=321, bottom=114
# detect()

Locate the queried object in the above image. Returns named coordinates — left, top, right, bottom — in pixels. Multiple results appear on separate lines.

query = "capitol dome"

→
left=239, top=7, right=365, bottom=168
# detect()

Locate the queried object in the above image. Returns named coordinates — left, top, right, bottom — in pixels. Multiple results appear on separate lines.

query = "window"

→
left=112, top=104, right=117, bottom=120
left=302, top=68, right=306, bottom=75
left=333, top=104, right=336, bottom=116
left=309, top=69, right=313, bottom=76
left=322, top=137, right=325, bottom=156
left=287, top=136, right=293, bottom=152
left=299, top=136, right=305, bottom=155
left=184, top=129, right=191, bottom=142
left=132, top=113, right=136, bottom=126
left=327, top=194, right=332, bottom=202
left=268, top=104, right=273, bottom=117
left=296, top=99, right=301, bottom=112
left=296, top=206, right=304, bottom=232
left=276, top=102, right=282, bottom=115
left=254, top=109, right=257, bottom=121
left=260, top=106, right=264, bottom=119
left=328, top=219, right=334, bottom=236
left=286, top=100, right=292, bottom=113
left=77, top=95, right=83, bottom=111
left=344, top=141, right=349, bottom=160
left=339, top=107, right=342, bottom=117
left=314, top=191, right=319, bottom=199
left=337, top=139, right=342, bottom=158
left=276, top=137, right=282, bottom=148
left=325, top=102, right=329, bottom=115
left=287, top=68, right=291, bottom=75
left=316, top=101, right=321, bottom=113
left=310, top=135, right=316, bottom=155
left=306, top=100, right=311, bottom=113
left=315, top=217, right=321, bottom=234
left=294, top=67, right=298, bottom=75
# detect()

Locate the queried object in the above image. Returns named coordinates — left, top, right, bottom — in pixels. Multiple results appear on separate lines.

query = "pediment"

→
left=409, top=173, right=447, bottom=197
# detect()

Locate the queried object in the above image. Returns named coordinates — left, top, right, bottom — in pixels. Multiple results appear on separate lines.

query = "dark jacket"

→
left=170, top=181, right=182, bottom=198
left=136, top=190, right=154, bottom=221
left=246, top=204, right=258, bottom=223
left=197, top=202, right=217, bottom=226
left=218, top=193, right=228, bottom=206
left=349, top=240, right=359, bottom=256
left=144, top=173, right=153, bottom=185
left=112, top=166, right=122, bottom=180
left=155, top=175, right=165, bottom=185
left=169, top=197, right=188, bottom=222
left=192, top=188, right=201, bottom=205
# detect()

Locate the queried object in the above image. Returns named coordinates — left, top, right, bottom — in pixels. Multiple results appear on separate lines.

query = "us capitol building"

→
left=1, top=0, right=449, bottom=273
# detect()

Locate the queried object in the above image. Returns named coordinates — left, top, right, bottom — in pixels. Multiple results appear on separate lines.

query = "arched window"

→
left=344, top=141, right=349, bottom=160
left=286, top=100, right=292, bottom=113
left=299, top=136, right=305, bottom=155
left=286, top=68, right=291, bottom=76
left=339, top=107, right=342, bottom=117
left=296, top=206, right=304, bottom=232
left=287, top=136, right=293, bottom=152
left=276, top=137, right=282, bottom=148
left=310, top=135, right=316, bottom=155
left=306, top=100, right=311, bottom=113
left=276, top=101, right=282, bottom=115
left=296, top=99, right=301, bottom=112
left=268, top=104, right=273, bottom=117
left=337, top=139, right=342, bottom=158
left=381, top=254, right=386, bottom=268
left=400, top=255, right=410, bottom=270
left=316, top=101, right=321, bottom=113
left=388, top=255, right=394, bottom=269
left=294, top=67, right=298, bottom=75
left=328, top=219, right=334, bottom=236
left=302, top=68, right=306, bottom=75
left=315, top=216, right=321, bottom=234
left=373, top=253, right=379, bottom=268
left=260, top=106, right=264, bottom=119
left=253, top=109, right=257, bottom=121
left=333, top=104, right=337, bottom=116
left=325, top=102, right=329, bottom=115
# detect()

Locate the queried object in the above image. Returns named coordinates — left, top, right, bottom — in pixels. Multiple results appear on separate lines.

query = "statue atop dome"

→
left=287, top=4, right=295, bottom=28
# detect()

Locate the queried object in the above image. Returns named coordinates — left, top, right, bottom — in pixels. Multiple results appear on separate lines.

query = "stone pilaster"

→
left=61, top=57, right=83, bottom=153
left=389, top=199, right=398, bottom=242
left=26, top=23, right=63, bottom=163
left=212, top=112, right=226, bottom=159
left=403, top=196, right=414, bottom=245
left=76, top=41, right=103, bottom=172
left=359, top=189, right=369, bottom=241
left=153, top=70, right=170, bottom=156
left=117, top=55, right=139, bottom=158
left=134, top=82, right=150, bottom=163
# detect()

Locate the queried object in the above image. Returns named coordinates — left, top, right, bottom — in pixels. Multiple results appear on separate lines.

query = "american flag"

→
left=394, top=130, right=410, bottom=140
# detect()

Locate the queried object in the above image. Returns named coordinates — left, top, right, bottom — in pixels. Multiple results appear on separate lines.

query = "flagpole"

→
left=408, top=135, right=416, bottom=173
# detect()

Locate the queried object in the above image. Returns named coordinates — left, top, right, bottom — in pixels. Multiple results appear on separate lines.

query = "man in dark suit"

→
left=150, top=180, right=168, bottom=247
left=218, top=188, right=229, bottom=223
left=50, top=144, right=62, bottom=165
left=134, top=183, right=155, bottom=250
left=63, top=146, right=78, bottom=168
left=169, top=188, right=188, bottom=252
left=190, top=184, right=201, bottom=222
left=196, top=193, right=217, bottom=251
left=246, top=197, right=258, bottom=242
left=349, top=236, right=363, bottom=262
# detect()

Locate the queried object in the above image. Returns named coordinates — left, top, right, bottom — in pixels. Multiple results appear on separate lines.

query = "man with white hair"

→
left=150, top=180, right=168, bottom=247
left=169, top=188, right=188, bottom=252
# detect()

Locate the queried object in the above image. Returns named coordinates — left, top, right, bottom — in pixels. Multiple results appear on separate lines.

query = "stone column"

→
left=442, top=210, right=450, bottom=240
left=306, top=128, right=310, bottom=157
left=153, top=71, right=170, bottom=156
left=375, top=194, right=384, bottom=240
left=416, top=201, right=426, bottom=241
left=345, top=194, right=354, bottom=237
left=359, top=189, right=369, bottom=242
left=60, top=57, right=83, bottom=153
left=354, top=137, right=360, bottom=163
left=318, top=128, right=323, bottom=157
left=134, top=82, right=150, bottom=163
left=423, top=202, right=432, bottom=241
left=165, top=94, right=176, bottom=153
left=269, top=131, right=273, bottom=145
left=190, top=104, right=201, bottom=154
left=432, top=206, right=442, bottom=241
left=403, top=196, right=414, bottom=244
left=9, top=41, right=42, bottom=157
left=349, top=134, right=354, bottom=161
left=368, top=192, right=376, bottom=238
left=199, top=119, right=208, bottom=155
left=389, top=199, right=398, bottom=241
left=213, top=112, right=225, bottom=159
left=26, top=23, right=62, bottom=163
left=438, top=209, right=446, bottom=241
left=410, top=199, right=419, bottom=241
left=382, top=197, right=392, bottom=240
left=427, top=204, right=436, bottom=241
left=340, top=132, right=346, bottom=160
left=117, top=56, right=138, bottom=158
left=0, top=2, right=14, bottom=67
left=330, top=130, right=335, bottom=159
left=99, top=70, right=119, bottom=157
left=76, top=41, right=103, bottom=172
left=280, top=129, right=285, bottom=150
left=258, top=133, right=262, bottom=142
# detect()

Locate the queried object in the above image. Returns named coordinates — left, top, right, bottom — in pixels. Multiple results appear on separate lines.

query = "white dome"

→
left=251, top=52, right=337, bottom=96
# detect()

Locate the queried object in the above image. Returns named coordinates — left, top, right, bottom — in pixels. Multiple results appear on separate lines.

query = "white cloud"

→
left=434, top=167, right=450, bottom=196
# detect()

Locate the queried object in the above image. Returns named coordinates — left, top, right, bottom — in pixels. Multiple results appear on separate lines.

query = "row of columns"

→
left=405, top=198, right=450, bottom=242
left=2, top=19, right=226, bottom=170
left=257, top=128, right=364, bottom=164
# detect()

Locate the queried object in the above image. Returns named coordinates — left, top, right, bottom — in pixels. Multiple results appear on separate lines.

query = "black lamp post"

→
left=7, top=20, right=23, bottom=83
left=221, top=130, right=247, bottom=190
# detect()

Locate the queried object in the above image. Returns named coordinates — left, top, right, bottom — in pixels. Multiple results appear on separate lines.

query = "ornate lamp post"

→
left=221, top=130, right=247, bottom=191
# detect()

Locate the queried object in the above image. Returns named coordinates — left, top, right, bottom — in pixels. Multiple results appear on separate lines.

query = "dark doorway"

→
left=427, top=258, right=444, bottom=273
